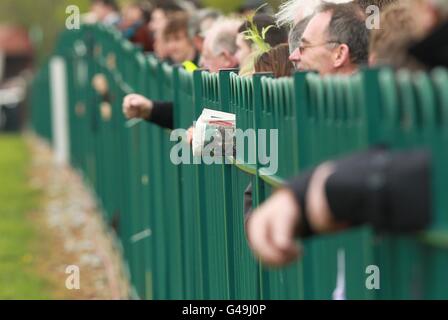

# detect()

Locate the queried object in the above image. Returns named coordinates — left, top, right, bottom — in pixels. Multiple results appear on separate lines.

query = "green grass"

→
left=0, top=134, right=51, bottom=299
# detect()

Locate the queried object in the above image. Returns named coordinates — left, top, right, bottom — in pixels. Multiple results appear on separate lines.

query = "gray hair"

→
left=204, top=18, right=242, bottom=56
left=288, top=15, right=313, bottom=54
left=319, top=1, right=369, bottom=65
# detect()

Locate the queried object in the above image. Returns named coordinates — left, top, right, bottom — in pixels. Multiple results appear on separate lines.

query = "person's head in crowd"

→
left=90, top=0, right=120, bottom=25
left=163, top=12, right=198, bottom=64
left=254, top=44, right=295, bottom=78
left=416, top=0, right=448, bottom=31
left=188, top=9, right=222, bottom=53
left=120, top=2, right=145, bottom=30
left=276, top=0, right=353, bottom=59
left=119, top=1, right=154, bottom=51
left=235, top=14, right=288, bottom=67
left=148, top=1, right=184, bottom=34
left=200, top=18, right=242, bottom=73
left=407, top=0, right=448, bottom=68
left=149, top=2, right=185, bottom=60
left=369, top=1, right=427, bottom=70
left=289, top=2, right=369, bottom=75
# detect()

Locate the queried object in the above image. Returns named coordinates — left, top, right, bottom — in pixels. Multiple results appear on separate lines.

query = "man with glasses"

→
left=246, top=2, right=374, bottom=267
left=289, top=2, right=369, bottom=75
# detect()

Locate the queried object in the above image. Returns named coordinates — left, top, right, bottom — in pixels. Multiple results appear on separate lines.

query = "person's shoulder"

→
left=409, top=21, right=448, bottom=68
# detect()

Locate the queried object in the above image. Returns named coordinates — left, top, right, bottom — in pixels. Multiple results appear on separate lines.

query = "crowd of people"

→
left=87, top=0, right=447, bottom=267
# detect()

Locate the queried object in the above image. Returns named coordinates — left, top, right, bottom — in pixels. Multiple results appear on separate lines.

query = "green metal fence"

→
left=30, top=24, right=448, bottom=299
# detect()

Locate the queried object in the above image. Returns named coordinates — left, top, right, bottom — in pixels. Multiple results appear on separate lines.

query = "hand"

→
left=247, top=189, right=302, bottom=267
left=122, top=94, right=153, bottom=119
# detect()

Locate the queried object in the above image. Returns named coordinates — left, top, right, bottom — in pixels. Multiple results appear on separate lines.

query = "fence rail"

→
left=30, top=24, right=448, bottom=299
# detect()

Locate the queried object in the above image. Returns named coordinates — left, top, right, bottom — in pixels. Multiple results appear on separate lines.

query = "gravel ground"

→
left=27, top=133, right=130, bottom=300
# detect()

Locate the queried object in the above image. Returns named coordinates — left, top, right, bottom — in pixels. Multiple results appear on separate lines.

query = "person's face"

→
left=149, top=9, right=167, bottom=33
left=91, top=3, right=108, bottom=21
left=124, top=5, right=143, bottom=25
left=166, top=31, right=195, bottom=63
left=289, top=12, right=337, bottom=75
left=200, top=41, right=238, bottom=73
left=235, top=33, right=252, bottom=66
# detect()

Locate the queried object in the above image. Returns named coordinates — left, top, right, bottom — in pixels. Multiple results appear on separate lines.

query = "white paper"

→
left=192, top=108, right=235, bottom=157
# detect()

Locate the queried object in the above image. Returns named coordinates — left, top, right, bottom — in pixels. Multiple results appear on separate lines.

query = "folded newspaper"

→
left=192, top=108, right=236, bottom=157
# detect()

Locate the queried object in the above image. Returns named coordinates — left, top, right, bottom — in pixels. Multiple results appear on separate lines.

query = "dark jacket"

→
left=409, top=21, right=448, bottom=68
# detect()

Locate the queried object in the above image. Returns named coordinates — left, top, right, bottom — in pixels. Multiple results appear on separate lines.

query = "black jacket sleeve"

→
left=286, top=147, right=432, bottom=234
left=145, top=101, right=174, bottom=130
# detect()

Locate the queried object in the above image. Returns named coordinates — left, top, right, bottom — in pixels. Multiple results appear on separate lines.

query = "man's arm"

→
left=122, top=94, right=174, bottom=130
left=247, top=147, right=432, bottom=267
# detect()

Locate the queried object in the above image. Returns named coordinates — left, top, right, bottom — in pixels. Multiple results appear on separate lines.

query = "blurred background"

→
left=0, top=0, right=284, bottom=64
left=0, top=0, right=286, bottom=299
left=0, top=0, right=282, bottom=133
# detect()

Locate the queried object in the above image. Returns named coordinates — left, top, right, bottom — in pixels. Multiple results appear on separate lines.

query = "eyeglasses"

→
left=297, top=40, right=341, bottom=54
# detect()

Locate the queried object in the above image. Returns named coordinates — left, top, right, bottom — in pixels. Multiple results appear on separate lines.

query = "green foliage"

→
left=241, top=4, right=273, bottom=54
left=0, top=134, right=51, bottom=299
